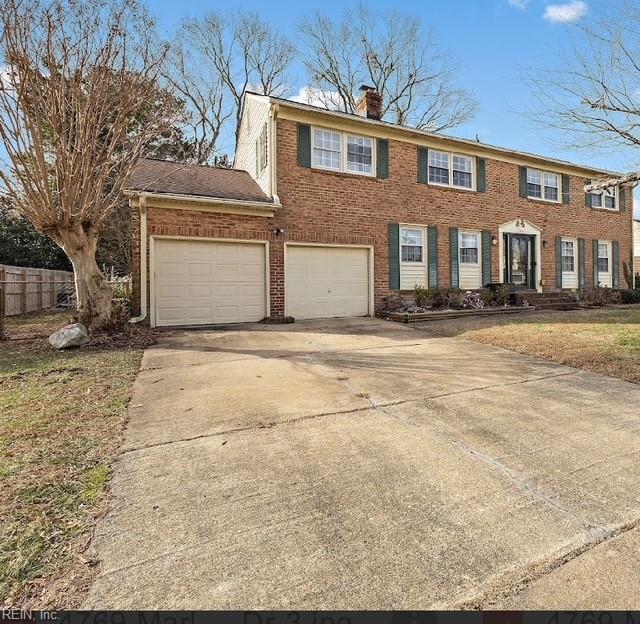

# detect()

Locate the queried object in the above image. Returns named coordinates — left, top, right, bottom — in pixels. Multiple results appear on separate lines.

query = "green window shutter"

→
left=619, top=187, right=626, bottom=212
left=376, top=138, right=389, bottom=179
left=427, top=225, right=438, bottom=288
left=481, top=230, right=492, bottom=286
left=297, top=123, right=311, bottom=168
left=519, top=166, right=528, bottom=198
left=585, top=179, right=593, bottom=208
left=556, top=236, right=563, bottom=288
left=449, top=227, right=459, bottom=288
left=613, top=240, right=620, bottom=288
left=593, top=239, right=599, bottom=285
left=388, top=223, right=400, bottom=290
left=562, top=174, right=571, bottom=205
left=417, top=147, right=429, bottom=184
left=578, top=238, right=586, bottom=289
left=476, top=158, right=486, bottom=193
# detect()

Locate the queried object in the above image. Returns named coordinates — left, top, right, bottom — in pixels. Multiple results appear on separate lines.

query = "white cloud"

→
left=543, top=1, right=588, bottom=23
left=289, top=86, right=342, bottom=110
left=507, top=0, right=529, bottom=9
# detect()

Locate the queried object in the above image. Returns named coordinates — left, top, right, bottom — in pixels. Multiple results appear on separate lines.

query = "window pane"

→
left=527, top=182, right=542, bottom=198
left=562, top=241, right=574, bottom=272
left=598, top=258, right=609, bottom=273
left=401, top=228, right=423, bottom=246
left=543, top=172, right=559, bottom=201
left=592, top=192, right=603, bottom=207
left=453, top=170, right=472, bottom=188
left=401, top=245, right=423, bottom=262
left=312, top=129, right=341, bottom=170
left=527, top=169, right=542, bottom=184
left=346, top=136, right=372, bottom=174
left=429, top=151, right=449, bottom=184
left=459, top=232, right=479, bottom=264
left=598, top=242, right=609, bottom=258
left=604, top=191, right=616, bottom=209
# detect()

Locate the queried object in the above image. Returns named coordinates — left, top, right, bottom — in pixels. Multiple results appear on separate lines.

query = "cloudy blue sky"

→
left=154, top=0, right=638, bottom=213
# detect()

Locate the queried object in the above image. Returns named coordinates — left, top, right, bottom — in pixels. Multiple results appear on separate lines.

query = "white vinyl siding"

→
left=527, top=167, right=560, bottom=202
left=458, top=230, right=482, bottom=289
left=285, top=245, right=369, bottom=319
left=428, top=150, right=474, bottom=190
left=634, top=221, right=640, bottom=257
left=153, top=239, right=267, bottom=327
left=561, top=238, right=577, bottom=289
left=235, top=94, right=272, bottom=195
left=311, top=127, right=375, bottom=176
left=399, top=226, right=427, bottom=290
left=597, top=241, right=612, bottom=287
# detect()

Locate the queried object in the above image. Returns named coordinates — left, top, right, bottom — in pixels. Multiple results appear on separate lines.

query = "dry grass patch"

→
left=0, top=314, right=152, bottom=608
left=424, top=308, right=640, bottom=383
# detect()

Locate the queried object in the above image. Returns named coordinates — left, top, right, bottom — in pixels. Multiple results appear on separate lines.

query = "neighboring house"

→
left=125, top=89, right=634, bottom=327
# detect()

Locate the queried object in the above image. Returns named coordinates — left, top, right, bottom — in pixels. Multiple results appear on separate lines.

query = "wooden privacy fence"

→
left=0, top=264, right=75, bottom=316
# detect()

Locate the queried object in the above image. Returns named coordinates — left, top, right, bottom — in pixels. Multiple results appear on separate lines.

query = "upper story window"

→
left=592, top=187, right=617, bottom=210
left=311, top=127, right=375, bottom=176
left=527, top=168, right=559, bottom=202
left=256, top=123, right=267, bottom=175
left=346, top=136, right=373, bottom=174
left=429, top=150, right=474, bottom=189
left=562, top=240, right=575, bottom=272
left=400, top=227, right=424, bottom=263
left=459, top=231, right=479, bottom=264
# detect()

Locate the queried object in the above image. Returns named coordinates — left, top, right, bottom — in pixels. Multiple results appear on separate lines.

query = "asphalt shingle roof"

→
left=126, top=158, right=273, bottom=203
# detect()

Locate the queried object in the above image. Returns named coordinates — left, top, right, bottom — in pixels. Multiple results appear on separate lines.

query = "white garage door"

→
left=285, top=245, right=370, bottom=320
left=153, top=238, right=266, bottom=327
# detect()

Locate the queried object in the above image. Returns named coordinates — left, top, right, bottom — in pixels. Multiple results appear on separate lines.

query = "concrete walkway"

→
left=84, top=318, right=640, bottom=609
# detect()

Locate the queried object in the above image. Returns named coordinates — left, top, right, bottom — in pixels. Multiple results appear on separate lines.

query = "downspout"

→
left=129, top=193, right=148, bottom=324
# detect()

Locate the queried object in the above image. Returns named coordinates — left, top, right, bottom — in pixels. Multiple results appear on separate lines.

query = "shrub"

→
left=444, top=288, right=465, bottom=309
left=495, top=284, right=510, bottom=306
left=462, top=291, right=485, bottom=309
left=479, top=288, right=495, bottom=307
left=413, top=285, right=430, bottom=308
left=579, top=286, right=621, bottom=306
left=619, top=289, right=640, bottom=304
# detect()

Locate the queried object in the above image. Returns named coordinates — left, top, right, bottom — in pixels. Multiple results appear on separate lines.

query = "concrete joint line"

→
left=453, top=515, right=640, bottom=610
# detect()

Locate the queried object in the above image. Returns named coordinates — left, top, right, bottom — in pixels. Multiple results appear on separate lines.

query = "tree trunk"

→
left=53, top=225, right=114, bottom=331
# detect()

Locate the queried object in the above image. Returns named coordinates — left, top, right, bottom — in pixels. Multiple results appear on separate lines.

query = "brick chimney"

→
left=355, top=85, right=382, bottom=120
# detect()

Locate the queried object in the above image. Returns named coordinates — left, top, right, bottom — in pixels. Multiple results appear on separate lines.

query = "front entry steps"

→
left=514, top=291, right=580, bottom=311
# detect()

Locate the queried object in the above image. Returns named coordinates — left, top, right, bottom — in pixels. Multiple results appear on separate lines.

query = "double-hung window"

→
left=597, top=242, right=610, bottom=273
left=459, top=232, right=479, bottom=264
left=346, top=135, right=373, bottom=174
left=428, top=150, right=474, bottom=189
left=527, top=168, right=560, bottom=202
left=592, top=187, right=617, bottom=210
left=400, top=227, right=424, bottom=263
left=312, top=127, right=374, bottom=176
left=562, top=240, right=575, bottom=272
left=312, top=129, right=341, bottom=171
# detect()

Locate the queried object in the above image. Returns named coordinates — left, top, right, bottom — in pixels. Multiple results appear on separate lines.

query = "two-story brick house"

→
left=126, top=89, right=633, bottom=327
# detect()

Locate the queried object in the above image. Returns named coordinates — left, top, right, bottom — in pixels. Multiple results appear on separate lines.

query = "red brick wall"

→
left=131, top=118, right=633, bottom=319
left=275, top=118, right=633, bottom=308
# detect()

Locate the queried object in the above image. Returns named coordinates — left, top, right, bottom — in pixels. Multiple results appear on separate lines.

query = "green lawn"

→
left=0, top=314, right=150, bottom=608
left=417, top=307, right=640, bottom=383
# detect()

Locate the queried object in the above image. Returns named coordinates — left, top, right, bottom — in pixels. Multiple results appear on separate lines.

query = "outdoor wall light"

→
left=272, top=228, right=284, bottom=235
left=542, top=239, right=548, bottom=247
left=491, top=236, right=498, bottom=246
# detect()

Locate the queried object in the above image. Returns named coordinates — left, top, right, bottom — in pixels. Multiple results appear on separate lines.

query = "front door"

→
left=505, top=234, right=535, bottom=289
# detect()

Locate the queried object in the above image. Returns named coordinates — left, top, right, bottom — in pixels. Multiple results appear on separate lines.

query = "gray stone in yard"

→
left=48, top=323, right=90, bottom=349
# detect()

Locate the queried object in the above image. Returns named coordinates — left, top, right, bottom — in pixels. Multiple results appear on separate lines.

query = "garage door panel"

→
left=286, top=245, right=369, bottom=320
left=154, top=239, right=266, bottom=327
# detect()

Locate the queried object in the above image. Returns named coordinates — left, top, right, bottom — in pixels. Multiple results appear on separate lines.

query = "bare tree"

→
left=0, top=0, right=174, bottom=330
left=299, top=5, right=477, bottom=131
left=178, top=11, right=296, bottom=148
left=161, top=32, right=230, bottom=164
left=527, top=2, right=640, bottom=191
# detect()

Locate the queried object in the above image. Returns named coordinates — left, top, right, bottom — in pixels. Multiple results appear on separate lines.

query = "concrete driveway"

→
left=84, top=318, right=640, bottom=609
